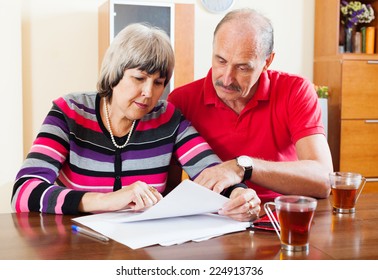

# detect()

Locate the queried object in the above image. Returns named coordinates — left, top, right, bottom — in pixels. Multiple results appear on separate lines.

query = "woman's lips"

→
left=134, top=102, right=148, bottom=109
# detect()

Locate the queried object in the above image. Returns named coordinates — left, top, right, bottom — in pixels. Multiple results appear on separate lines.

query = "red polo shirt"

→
left=168, top=69, right=324, bottom=200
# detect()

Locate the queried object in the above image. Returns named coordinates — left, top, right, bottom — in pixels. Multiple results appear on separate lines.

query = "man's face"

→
left=211, top=22, right=268, bottom=104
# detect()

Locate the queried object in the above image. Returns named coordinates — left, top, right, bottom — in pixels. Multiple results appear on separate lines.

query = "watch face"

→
left=238, top=156, right=253, bottom=167
left=201, top=0, right=235, bottom=14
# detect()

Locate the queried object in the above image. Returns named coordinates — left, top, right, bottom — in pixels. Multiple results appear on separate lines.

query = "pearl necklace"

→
left=103, top=97, right=136, bottom=149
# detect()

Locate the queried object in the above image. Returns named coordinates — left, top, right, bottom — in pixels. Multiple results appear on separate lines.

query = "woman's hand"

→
left=121, top=181, right=163, bottom=211
left=79, top=181, right=162, bottom=213
left=218, top=187, right=261, bottom=222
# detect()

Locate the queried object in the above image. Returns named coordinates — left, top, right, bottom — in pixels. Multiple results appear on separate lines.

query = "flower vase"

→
left=345, top=28, right=353, bottom=53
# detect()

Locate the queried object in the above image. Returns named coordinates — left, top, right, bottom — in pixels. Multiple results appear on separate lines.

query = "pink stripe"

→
left=176, top=137, right=205, bottom=157
left=33, top=137, right=67, bottom=154
left=54, top=189, right=70, bottom=214
left=58, top=169, right=167, bottom=193
left=58, top=172, right=113, bottom=192
left=34, top=137, right=67, bottom=155
left=60, top=165, right=114, bottom=188
left=31, top=145, right=65, bottom=162
left=176, top=136, right=212, bottom=163
left=179, top=143, right=212, bottom=165
left=16, top=179, right=41, bottom=213
left=122, top=173, right=166, bottom=186
left=55, top=98, right=102, bottom=132
left=60, top=168, right=166, bottom=188
left=136, top=103, right=174, bottom=131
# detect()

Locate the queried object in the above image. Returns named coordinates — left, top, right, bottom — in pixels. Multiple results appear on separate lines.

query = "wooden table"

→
left=1, top=194, right=377, bottom=260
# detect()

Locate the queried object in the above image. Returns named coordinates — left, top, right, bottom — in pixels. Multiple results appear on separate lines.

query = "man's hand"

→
left=194, top=160, right=244, bottom=193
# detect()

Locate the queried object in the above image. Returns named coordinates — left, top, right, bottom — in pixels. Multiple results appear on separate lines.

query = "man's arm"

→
left=194, top=134, right=333, bottom=199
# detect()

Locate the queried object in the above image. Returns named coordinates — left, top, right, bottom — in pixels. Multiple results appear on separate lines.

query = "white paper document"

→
left=72, top=180, right=250, bottom=249
left=110, top=179, right=230, bottom=222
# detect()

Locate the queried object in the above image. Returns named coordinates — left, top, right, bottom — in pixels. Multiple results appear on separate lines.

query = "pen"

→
left=71, top=225, right=109, bottom=242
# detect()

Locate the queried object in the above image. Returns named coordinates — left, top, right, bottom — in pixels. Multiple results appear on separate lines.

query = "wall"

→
left=194, top=0, right=315, bottom=79
left=0, top=0, right=23, bottom=213
left=0, top=0, right=315, bottom=213
left=22, top=0, right=99, bottom=154
left=22, top=0, right=315, bottom=155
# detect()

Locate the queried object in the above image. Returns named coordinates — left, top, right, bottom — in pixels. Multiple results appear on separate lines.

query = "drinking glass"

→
left=329, top=172, right=366, bottom=214
left=264, top=195, right=317, bottom=252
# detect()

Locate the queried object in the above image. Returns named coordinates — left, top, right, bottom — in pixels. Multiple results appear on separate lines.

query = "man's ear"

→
left=263, top=52, right=275, bottom=71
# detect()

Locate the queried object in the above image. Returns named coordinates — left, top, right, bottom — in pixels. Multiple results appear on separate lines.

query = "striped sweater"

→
left=12, top=93, right=221, bottom=214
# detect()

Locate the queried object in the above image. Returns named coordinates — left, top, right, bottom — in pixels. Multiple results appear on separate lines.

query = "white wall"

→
left=0, top=0, right=23, bottom=213
left=193, top=0, right=315, bottom=80
left=0, top=0, right=315, bottom=213
left=22, top=0, right=99, bottom=154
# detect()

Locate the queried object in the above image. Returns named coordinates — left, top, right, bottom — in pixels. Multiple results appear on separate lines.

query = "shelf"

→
left=340, top=53, right=378, bottom=60
left=315, top=0, right=378, bottom=57
left=339, top=0, right=378, bottom=55
left=314, top=0, right=378, bottom=175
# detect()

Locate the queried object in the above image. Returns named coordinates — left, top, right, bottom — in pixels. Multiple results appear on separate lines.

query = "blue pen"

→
left=71, top=225, right=109, bottom=242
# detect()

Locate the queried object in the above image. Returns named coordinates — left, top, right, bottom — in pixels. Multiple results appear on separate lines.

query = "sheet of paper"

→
left=73, top=212, right=249, bottom=249
left=72, top=179, right=250, bottom=249
left=109, top=179, right=229, bottom=223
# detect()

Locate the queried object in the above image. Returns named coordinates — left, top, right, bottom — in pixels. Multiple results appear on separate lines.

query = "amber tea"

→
left=331, top=186, right=358, bottom=209
left=264, top=195, right=317, bottom=252
left=329, top=172, right=366, bottom=214
left=278, top=208, right=315, bottom=247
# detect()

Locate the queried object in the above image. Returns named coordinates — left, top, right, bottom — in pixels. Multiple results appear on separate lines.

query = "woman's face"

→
left=111, top=68, right=166, bottom=120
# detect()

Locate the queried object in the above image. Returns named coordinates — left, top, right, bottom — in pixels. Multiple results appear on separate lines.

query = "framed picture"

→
left=110, top=1, right=175, bottom=98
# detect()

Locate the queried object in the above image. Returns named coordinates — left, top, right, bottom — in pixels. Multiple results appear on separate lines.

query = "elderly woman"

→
left=11, top=23, right=260, bottom=221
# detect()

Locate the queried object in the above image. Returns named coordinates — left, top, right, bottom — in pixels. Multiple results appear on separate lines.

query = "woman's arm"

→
left=11, top=100, right=85, bottom=214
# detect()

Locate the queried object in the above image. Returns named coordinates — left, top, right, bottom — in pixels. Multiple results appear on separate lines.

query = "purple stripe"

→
left=43, top=115, right=68, bottom=133
left=69, top=98, right=96, bottom=114
left=70, top=141, right=114, bottom=163
left=178, top=119, right=190, bottom=134
left=126, top=143, right=174, bottom=159
left=152, top=102, right=164, bottom=112
left=16, top=167, right=56, bottom=183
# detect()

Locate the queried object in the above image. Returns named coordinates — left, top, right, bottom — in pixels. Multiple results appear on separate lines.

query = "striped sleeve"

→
left=11, top=98, right=86, bottom=214
left=173, top=110, right=222, bottom=179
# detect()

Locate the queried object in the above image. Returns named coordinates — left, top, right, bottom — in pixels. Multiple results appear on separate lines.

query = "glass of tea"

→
left=329, top=172, right=366, bottom=214
left=264, top=196, right=317, bottom=252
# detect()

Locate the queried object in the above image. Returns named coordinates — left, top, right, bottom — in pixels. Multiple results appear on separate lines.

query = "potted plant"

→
left=315, top=85, right=329, bottom=138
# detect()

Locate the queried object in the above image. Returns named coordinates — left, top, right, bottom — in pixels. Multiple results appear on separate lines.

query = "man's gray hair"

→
left=214, top=8, right=274, bottom=58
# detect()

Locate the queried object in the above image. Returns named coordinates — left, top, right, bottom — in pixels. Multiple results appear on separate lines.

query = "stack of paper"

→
left=72, top=180, right=250, bottom=249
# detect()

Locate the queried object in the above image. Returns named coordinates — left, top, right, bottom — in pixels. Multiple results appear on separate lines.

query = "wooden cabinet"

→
left=314, top=0, right=378, bottom=192
left=341, top=60, right=378, bottom=119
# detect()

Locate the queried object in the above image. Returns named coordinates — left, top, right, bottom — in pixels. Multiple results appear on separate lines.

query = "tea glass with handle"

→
left=264, top=195, right=317, bottom=252
left=329, top=172, right=366, bottom=214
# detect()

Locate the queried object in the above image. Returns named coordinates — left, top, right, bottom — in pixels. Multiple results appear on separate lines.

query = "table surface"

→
left=1, top=193, right=378, bottom=260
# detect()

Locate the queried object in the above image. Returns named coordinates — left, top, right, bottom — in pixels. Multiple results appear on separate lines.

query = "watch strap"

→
left=243, top=166, right=252, bottom=182
left=221, top=183, right=248, bottom=198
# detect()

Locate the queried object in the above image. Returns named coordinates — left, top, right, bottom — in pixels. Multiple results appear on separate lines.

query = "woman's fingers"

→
left=219, top=188, right=261, bottom=221
left=131, top=183, right=162, bottom=210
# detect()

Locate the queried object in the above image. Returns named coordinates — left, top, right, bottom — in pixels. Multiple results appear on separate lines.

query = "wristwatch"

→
left=236, top=155, right=254, bottom=182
